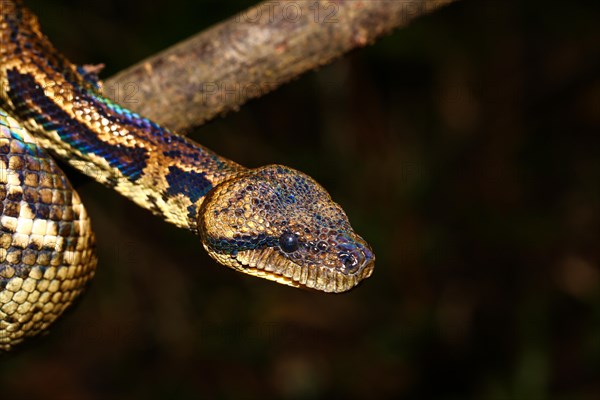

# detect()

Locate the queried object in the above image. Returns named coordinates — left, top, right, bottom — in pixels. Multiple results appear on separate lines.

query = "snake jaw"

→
left=206, top=245, right=374, bottom=293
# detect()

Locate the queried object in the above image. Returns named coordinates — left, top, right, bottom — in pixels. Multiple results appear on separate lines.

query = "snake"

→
left=0, top=0, right=374, bottom=352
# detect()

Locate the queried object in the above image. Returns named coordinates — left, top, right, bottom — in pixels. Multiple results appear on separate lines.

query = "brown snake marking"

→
left=0, top=0, right=374, bottom=352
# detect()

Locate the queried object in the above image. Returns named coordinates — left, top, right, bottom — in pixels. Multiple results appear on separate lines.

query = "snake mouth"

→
left=223, top=247, right=374, bottom=293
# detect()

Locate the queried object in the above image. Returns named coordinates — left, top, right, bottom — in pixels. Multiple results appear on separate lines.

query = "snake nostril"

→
left=341, top=253, right=356, bottom=270
left=338, top=249, right=366, bottom=274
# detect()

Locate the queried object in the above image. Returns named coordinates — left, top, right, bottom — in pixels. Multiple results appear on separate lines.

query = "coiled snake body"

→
left=0, top=1, right=374, bottom=352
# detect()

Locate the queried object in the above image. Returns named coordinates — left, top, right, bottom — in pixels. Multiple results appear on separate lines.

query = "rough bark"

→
left=105, top=0, right=457, bottom=132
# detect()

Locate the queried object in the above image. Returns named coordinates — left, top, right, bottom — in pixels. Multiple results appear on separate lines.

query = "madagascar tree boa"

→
left=0, top=0, right=374, bottom=351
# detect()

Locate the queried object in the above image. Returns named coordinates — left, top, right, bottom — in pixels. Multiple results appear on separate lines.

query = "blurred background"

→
left=1, top=0, right=599, bottom=398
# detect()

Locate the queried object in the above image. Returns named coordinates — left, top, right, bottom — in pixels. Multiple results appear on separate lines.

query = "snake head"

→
left=198, top=165, right=374, bottom=293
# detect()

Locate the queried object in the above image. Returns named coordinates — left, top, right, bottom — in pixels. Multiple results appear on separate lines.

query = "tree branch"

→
left=105, top=0, right=457, bottom=132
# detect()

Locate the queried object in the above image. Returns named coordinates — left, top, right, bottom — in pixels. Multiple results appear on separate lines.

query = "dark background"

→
left=1, top=0, right=599, bottom=398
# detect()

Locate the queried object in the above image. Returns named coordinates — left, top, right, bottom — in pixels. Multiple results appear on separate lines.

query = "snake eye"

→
left=279, top=232, right=299, bottom=253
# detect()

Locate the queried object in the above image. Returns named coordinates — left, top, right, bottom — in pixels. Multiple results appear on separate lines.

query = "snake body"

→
left=0, top=0, right=374, bottom=352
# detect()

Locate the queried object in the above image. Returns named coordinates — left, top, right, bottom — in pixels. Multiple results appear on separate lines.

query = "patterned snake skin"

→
left=0, top=0, right=374, bottom=351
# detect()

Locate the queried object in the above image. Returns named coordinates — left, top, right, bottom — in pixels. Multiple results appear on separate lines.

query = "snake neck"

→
left=0, top=1, right=245, bottom=232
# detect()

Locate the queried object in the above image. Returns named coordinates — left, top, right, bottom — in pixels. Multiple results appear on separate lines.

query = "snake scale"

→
left=0, top=0, right=374, bottom=352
